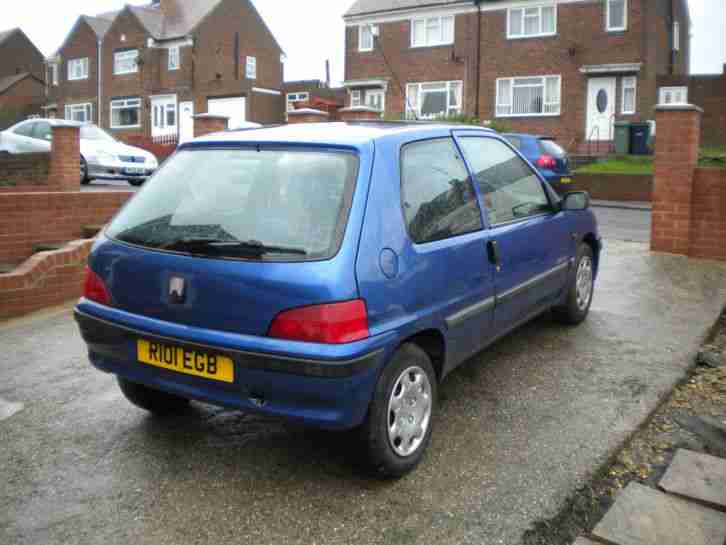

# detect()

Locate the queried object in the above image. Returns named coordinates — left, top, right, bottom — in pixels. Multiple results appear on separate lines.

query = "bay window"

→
left=405, top=81, right=462, bottom=119
left=496, top=76, right=561, bottom=117
left=508, top=4, right=556, bottom=39
left=411, top=15, right=454, bottom=48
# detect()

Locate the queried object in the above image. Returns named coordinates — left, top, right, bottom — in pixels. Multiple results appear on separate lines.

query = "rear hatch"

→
left=96, top=145, right=362, bottom=336
left=538, top=138, right=570, bottom=175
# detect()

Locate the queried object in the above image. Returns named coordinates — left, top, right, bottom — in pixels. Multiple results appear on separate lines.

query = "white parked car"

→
left=0, top=119, right=159, bottom=186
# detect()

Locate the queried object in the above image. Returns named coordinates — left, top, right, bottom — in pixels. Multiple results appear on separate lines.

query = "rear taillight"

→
left=536, top=154, right=557, bottom=169
left=83, top=266, right=112, bottom=306
left=268, top=299, right=370, bottom=344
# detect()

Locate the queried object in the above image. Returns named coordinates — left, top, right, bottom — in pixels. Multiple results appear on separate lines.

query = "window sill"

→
left=606, top=28, right=628, bottom=34
left=409, top=43, right=455, bottom=50
left=506, top=33, right=557, bottom=41
left=113, top=72, right=139, bottom=76
left=495, top=113, right=561, bottom=119
left=110, top=126, right=141, bottom=130
left=68, top=77, right=89, bottom=81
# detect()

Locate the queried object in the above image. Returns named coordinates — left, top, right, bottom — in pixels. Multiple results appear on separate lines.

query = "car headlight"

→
left=146, top=156, right=158, bottom=168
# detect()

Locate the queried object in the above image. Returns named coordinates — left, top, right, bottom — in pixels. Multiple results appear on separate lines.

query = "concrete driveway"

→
left=1, top=239, right=724, bottom=545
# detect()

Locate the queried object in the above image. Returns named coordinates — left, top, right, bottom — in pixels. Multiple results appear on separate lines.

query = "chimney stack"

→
left=160, top=0, right=180, bottom=21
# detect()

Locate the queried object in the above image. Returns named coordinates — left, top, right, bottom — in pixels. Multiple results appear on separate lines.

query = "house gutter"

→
left=97, top=39, right=103, bottom=126
left=474, top=0, right=482, bottom=118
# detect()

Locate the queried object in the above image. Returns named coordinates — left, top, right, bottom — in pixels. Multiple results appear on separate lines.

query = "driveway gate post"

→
left=50, top=123, right=80, bottom=192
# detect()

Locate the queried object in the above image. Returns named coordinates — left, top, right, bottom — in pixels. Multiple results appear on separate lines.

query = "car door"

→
left=398, top=137, right=496, bottom=366
left=30, top=121, right=53, bottom=153
left=456, top=134, right=573, bottom=334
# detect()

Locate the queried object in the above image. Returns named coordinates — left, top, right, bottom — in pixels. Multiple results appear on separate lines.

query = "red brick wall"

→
left=570, top=173, right=653, bottom=202
left=57, top=20, right=101, bottom=123
left=0, top=29, right=45, bottom=82
left=0, top=153, right=50, bottom=188
left=0, top=191, right=132, bottom=263
left=690, top=168, right=726, bottom=261
left=0, top=76, right=45, bottom=128
left=0, top=240, right=93, bottom=320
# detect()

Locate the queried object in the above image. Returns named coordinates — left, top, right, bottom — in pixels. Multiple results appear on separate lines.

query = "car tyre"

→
left=128, top=179, right=145, bottom=187
left=117, top=377, right=189, bottom=415
left=80, top=157, right=90, bottom=185
left=553, top=243, right=595, bottom=325
left=359, top=343, right=437, bottom=479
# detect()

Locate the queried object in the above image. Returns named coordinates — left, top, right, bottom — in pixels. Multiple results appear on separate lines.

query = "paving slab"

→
left=573, top=538, right=605, bottom=545
left=592, top=482, right=726, bottom=545
left=660, top=449, right=726, bottom=510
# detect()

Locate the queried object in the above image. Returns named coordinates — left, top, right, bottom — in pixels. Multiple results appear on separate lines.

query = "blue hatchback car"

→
left=502, top=133, right=573, bottom=193
left=75, top=123, right=601, bottom=477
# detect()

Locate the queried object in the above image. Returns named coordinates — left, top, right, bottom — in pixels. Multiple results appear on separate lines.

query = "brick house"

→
left=284, top=80, right=347, bottom=119
left=0, top=28, right=46, bottom=129
left=343, top=0, right=691, bottom=151
left=46, top=0, right=284, bottom=144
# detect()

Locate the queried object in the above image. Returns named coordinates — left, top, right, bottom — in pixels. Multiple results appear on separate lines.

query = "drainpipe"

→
left=474, top=0, right=482, bottom=119
left=97, top=39, right=103, bottom=126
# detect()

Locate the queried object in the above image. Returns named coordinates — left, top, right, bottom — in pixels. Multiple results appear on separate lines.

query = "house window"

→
left=496, top=75, right=561, bottom=117
left=50, top=63, right=59, bottom=86
left=110, top=98, right=141, bottom=129
left=365, top=89, right=385, bottom=112
left=405, top=81, right=463, bottom=119
left=286, top=92, right=310, bottom=112
left=673, top=22, right=680, bottom=51
left=114, top=50, right=139, bottom=75
left=168, top=46, right=180, bottom=71
left=351, top=90, right=362, bottom=107
left=659, top=86, right=688, bottom=105
left=607, top=0, right=627, bottom=32
left=68, top=58, right=89, bottom=81
left=64, top=103, right=93, bottom=123
left=411, top=16, right=455, bottom=48
left=508, top=4, right=556, bottom=39
left=359, top=25, right=374, bottom=52
left=246, top=56, right=257, bottom=79
left=621, top=77, right=637, bottom=114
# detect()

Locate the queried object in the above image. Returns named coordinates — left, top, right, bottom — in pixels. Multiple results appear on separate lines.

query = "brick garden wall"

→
left=0, top=153, right=51, bottom=190
left=570, top=174, right=653, bottom=202
left=690, top=168, right=726, bottom=261
left=0, top=191, right=132, bottom=264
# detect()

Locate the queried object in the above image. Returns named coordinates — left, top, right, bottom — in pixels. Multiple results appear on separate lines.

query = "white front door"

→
left=179, top=101, right=194, bottom=143
left=151, top=95, right=178, bottom=139
left=586, top=77, right=616, bottom=141
left=208, top=96, right=246, bottom=130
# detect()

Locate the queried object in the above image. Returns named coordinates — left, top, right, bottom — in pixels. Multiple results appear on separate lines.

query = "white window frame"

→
left=606, top=0, right=628, bottom=32
left=359, top=25, right=374, bottom=52
left=351, top=90, right=362, bottom=107
left=286, top=92, right=310, bottom=112
left=68, top=58, right=89, bottom=81
left=365, top=89, right=386, bottom=112
left=405, top=80, right=463, bottom=120
left=64, top=103, right=93, bottom=123
left=110, top=97, right=142, bottom=129
left=495, top=75, right=561, bottom=117
left=168, top=46, right=180, bottom=71
left=507, top=4, right=557, bottom=39
left=410, top=15, right=455, bottom=48
left=659, top=86, right=688, bottom=105
left=50, top=63, right=59, bottom=86
left=113, top=49, right=139, bottom=75
left=246, top=56, right=257, bottom=80
left=673, top=21, right=680, bottom=51
left=621, top=76, right=637, bottom=115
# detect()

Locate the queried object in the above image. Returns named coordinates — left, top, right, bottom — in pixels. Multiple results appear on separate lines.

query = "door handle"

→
left=487, top=240, right=501, bottom=271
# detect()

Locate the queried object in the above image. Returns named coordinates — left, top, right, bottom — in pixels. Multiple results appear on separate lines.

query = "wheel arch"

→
left=582, top=232, right=600, bottom=276
left=397, top=328, right=447, bottom=383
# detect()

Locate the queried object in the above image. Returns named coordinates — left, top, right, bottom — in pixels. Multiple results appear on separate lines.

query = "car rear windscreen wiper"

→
left=161, top=237, right=307, bottom=257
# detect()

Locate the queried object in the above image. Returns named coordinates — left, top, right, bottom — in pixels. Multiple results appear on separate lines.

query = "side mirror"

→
left=562, top=191, right=590, bottom=211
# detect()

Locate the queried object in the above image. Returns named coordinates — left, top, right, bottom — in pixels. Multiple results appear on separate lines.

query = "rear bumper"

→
left=74, top=304, right=388, bottom=430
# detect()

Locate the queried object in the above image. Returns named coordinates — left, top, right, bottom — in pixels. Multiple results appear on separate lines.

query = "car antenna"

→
left=372, top=27, right=418, bottom=121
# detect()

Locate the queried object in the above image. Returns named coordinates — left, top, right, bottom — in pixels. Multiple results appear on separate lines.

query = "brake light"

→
left=268, top=299, right=370, bottom=344
left=536, top=154, right=557, bottom=169
left=83, top=266, right=112, bottom=306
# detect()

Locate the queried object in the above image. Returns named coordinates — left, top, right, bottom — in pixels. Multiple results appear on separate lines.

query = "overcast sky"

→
left=2, top=0, right=725, bottom=84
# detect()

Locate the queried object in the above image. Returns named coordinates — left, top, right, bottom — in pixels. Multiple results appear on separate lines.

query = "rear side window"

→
left=539, top=138, right=566, bottom=157
left=13, top=122, right=34, bottom=137
left=400, top=138, right=483, bottom=244
left=107, top=148, right=359, bottom=261
left=32, top=122, right=52, bottom=141
left=458, top=137, right=551, bottom=226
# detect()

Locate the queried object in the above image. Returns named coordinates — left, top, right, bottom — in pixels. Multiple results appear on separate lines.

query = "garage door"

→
left=207, top=97, right=246, bottom=130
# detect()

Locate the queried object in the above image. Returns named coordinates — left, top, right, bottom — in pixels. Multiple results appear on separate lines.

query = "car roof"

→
left=14, top=118, right=85, bottom=128
left=186, top=122, right=495, bottom=149
left=502, top=133, right=553, bottom=140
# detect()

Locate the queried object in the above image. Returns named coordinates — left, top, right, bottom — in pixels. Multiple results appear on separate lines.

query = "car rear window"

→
left=504, top=136, right=522, bottom=150
left=539, top=138, right=566, bottom=157
left=106, top=148, right=359, bottom=261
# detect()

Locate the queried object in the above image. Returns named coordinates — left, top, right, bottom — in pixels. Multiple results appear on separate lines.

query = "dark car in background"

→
left=503, top=133, right=572, bottom=193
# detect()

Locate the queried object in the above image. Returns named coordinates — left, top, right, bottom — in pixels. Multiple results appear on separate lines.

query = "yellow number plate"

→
left=137, top=340, right=234, bottom=383
left=560, top=177, right=573, bottom=184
